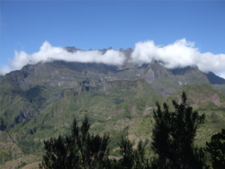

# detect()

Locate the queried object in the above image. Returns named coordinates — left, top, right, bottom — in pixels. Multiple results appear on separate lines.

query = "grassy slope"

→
left=164, top=84, right=225, bottom=146
left=1, top=65, right=225, bottom=168
left=0, top=79, right=35, bottom=127
left=212, top=84, right=225, bottom=94
left=2, top=82, right=224, bottom=167
left=0, top=130, right=23, bottom=166
left=151, top=67, right=210, bottom=95
left=4, top=79, right=162, bottom=158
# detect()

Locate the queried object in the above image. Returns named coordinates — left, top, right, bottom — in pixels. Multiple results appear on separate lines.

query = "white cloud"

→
left=220, top=73, right=225, bottom=79
left=0, top=66, right=11, bottom=76
left=1, top=39, right=225, bottom=79
left=131, top=39, right=225, bottom=77
left=9, top=41, right=126, bottom=71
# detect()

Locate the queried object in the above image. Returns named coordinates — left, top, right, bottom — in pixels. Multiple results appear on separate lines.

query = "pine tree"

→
left=118, top=136, right=150, bottom=169
left=151, top=92, right=209, bottom=169
left=206, top=129, right=225, bottom=169
left=39, top=116, right=111, bottom=169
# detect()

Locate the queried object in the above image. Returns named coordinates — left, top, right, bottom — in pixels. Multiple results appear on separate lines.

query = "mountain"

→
left=0, top=47, right=224, bottom=132
left=1, top=47, right=225, bottom=168
left=203, top=71, right=225, bottom=85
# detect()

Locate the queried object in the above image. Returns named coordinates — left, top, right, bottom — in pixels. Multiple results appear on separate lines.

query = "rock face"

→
left=119, top=48, right=133, bottom=61
left=4, top=70, right=29, bottom=89
left=14, top=106, right=38, bottom=124
left=141, top=61, right=170, bottom=83
left=63, top=46, right=77, bottom=53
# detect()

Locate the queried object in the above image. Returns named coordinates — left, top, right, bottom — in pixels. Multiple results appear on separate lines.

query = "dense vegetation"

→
left=1, top=60, right=225, bottom=168
left=205, top=129, right=225, bottom=168
left=39, top=92, right=224, bottom=169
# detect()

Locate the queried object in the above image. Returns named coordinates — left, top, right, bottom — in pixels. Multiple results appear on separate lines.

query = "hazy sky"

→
left=1, top=1, right=225, bottom=77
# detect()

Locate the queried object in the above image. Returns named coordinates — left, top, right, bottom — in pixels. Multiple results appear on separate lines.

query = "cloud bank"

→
left=220, top=73, right=225, bottom=79
left=1, top=39, right=225, bottom=79
left=131, top=39, right=225, bottom=76
left=8, top=41, right=125, bottom=71
left=0, top=66, right=11, bottom=76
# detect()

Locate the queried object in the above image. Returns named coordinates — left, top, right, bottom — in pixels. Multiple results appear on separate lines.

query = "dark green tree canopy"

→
left=151, top=91, right=208, bottom=169
left=206, top=129, right=225, bottom=169
left=118, top=136, right=149, bottom=169
left=39, top=92, right=216, bottom=169
left=39, top=116, right=152, bottom=169
left=39, top=116, right=111, bottom=169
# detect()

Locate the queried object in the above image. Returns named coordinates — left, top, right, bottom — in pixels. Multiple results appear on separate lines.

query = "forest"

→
left=39, top=92, right=225, bottom=169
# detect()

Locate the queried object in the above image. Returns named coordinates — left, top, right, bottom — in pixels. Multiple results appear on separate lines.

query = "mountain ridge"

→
left=1, top=51, right=225, bottom=168
left=1, top=59, right=224, bottom=131
left=2, top=45, right=224, bottom=85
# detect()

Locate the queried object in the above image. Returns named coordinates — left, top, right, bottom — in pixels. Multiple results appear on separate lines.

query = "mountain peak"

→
left=63, top=46, right=84, bottom=53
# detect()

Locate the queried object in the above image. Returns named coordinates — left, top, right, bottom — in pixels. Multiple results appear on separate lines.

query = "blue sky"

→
left=0, top=1, right=225, bottom=77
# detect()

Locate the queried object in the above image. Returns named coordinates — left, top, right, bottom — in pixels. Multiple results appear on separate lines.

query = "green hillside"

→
left=1, top=61, right=225, bottom=168
left=1, top=82, right=225, bottom=168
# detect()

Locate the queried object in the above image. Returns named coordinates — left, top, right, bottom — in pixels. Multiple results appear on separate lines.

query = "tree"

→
left=205, top=129, right=225, bottom=169
left=39, top=116, right=111, bottom=169
left=39, top=115, right=152, bottom=169
left=117, top=136, right=150, bottom=169
left=40, top=92, right=211, bottom=168
left=151, top=91, right=209, bottom=169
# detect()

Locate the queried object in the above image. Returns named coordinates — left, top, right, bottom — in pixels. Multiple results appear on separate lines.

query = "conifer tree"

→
left=117, top=136, right=150, bottom=169
left=151, top=92, right=209, bottom=169
left=39, top=116, right=111, bottom=169
left=206, top=129, right=225, bottom=169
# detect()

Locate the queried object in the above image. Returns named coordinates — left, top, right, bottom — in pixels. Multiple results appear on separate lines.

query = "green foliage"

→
left=210, top=112, right=220, bottom=123
left=206, top=129, right=225, bottom=169
left=18, top=137, right=42, bottom=155
left=15, top=161, right=27, bottom=169
left=143, top=138, right=149, bottom=147
left=1, top=72, right=225, bottom=168
left=212, top=85, right=225, bottom=95
left=0, top=151, right=12, bottom=165
left=39, top=116, right=111, bottom=169
left=108, top=127, right=129, bottom=155
left=151, top=91, right=209, bottom=169
left=39, top=116, right=154, bottom=169
left=117, top=136, right=150, bottom=169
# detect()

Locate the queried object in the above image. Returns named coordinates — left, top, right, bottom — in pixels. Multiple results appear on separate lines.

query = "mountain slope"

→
left=0, top=60, right=214, bottom=129
left=204, top=71, right=225, bottom=85
left=1, top=59, right=225, bottom=168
